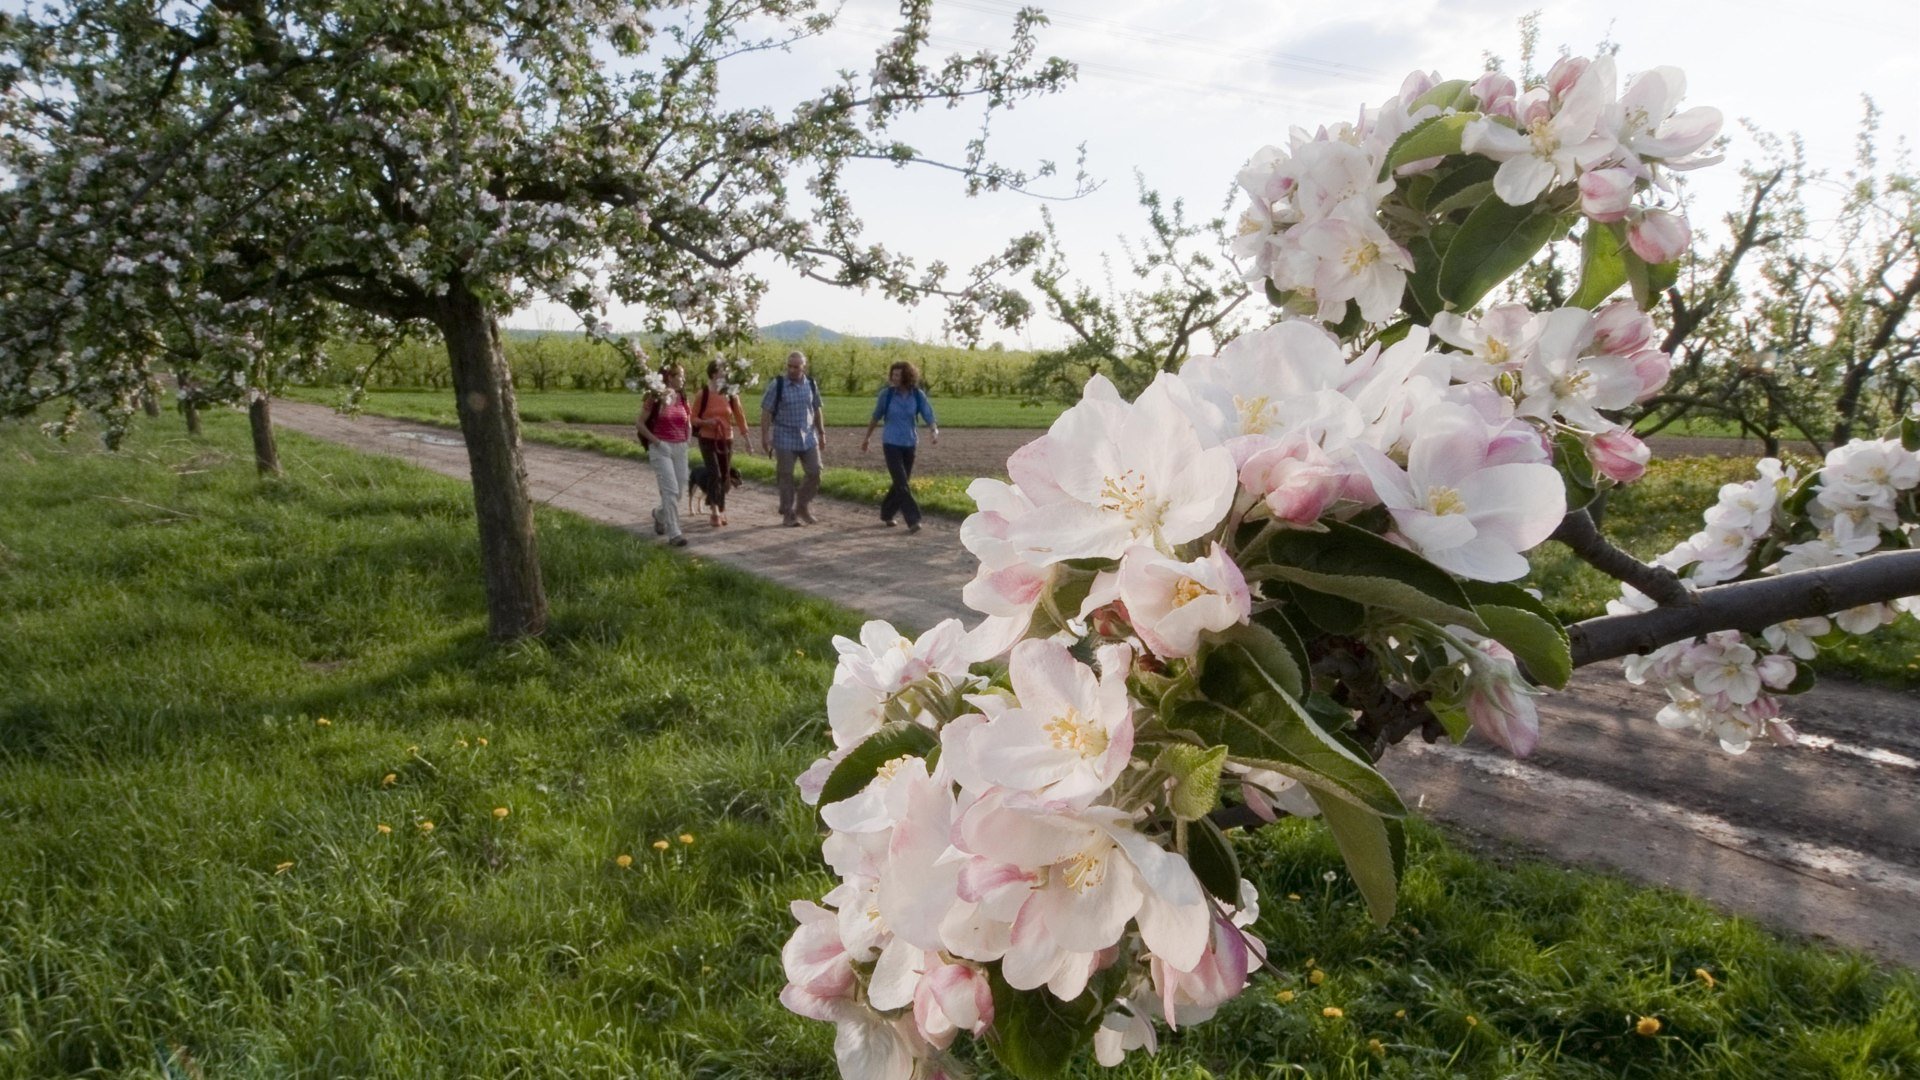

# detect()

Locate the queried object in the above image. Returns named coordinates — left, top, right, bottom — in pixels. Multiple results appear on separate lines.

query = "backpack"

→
left=772, top=374, right=818, bottom=416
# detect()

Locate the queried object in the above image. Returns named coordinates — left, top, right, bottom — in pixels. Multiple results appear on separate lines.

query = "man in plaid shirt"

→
left=759, top=350, right=827, bottom=526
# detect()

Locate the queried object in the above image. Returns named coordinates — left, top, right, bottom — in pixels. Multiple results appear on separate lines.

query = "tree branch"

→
left=1567, top=550, right=1920, bottom=668
left=1550, top=509, right=1693, bottom=606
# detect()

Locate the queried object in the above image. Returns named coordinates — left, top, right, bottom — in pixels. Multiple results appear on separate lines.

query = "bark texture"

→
left=436, top=279, right=548, bottom=640
left=248, top=395, right=281, bottom=476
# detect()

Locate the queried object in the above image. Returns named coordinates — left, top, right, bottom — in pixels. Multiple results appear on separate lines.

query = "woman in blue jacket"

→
left=860, top=361, right=939, bottom=533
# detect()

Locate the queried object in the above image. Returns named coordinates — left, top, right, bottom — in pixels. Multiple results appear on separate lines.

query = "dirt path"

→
left=277, top=401, right=1920, bottom=968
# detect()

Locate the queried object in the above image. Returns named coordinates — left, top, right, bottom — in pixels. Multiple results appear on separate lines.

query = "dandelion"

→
left=315, top=717, right=331, bottom=727
left=1322, top=870, right=1338, bottom=883
left=381, top=773, right=398, bottom=787
left=1394, top=1009, right=1407, bottom=1020
left=1275, top=990, right=1296, bottom=1004
left=795, top=649, right=806, bottom=658
left=1635, top=1016, right=1661, bottom=1036
left=1287, top=893, right=1302, bottom=901
left=493, top=807, right=510, bottom=819
left=274, top=861, right=294, bottom=874
left=456, top=739, right=469, bottom=749
left=406, top=745, right=420, bottom=755
left=376, top=823, right=392, bottom=835
left=1309, top=969, right=1327, bottom=986
left=1321, top=1007, right=1343, bottom=1019
left=1367, top=1039, right=1385, bottom=1057
left=678, top=833, right=694, bottom=845
left=1694, top=968, right=1717, bottom=988
left=418, top=820, right=435, bottom=834
left=616, top=854, right=633, bottom=868
left=1465, top=1015, right=1479, bottom=1028
left=476, top=737, right=488, bottom=746
left=652, top=839, right=670, bottom=851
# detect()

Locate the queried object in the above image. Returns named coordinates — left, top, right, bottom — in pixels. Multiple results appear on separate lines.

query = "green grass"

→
left=2, top=414, right=1917, bottom=1078
left=283, top=387, right=1066, bottom=429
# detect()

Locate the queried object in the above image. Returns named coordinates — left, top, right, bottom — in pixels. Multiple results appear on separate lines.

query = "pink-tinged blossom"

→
left=1681, top=632, right=1762, bottom=705
left=1462, top=56, right=1618, bottom=205
left=1110, top=544, right=1252, bottom=658
left=1151, top=893, right=1265, bottom=1029
left=1471, top=71, right=1518, bottom=121
left=1578, top=168, right=1637, bottom=222
left=1240, top=436, right=1349, bottom=527
left=1627, top=209, right=1691, bottom=263
left=1354, top=406, right=1567, bottom=581
left=1591, top=300, right=1657, bottom=356
left=1176, top=321, right=1360, bottom=452
left=1589, top=428, right=1651, bottom=483
left=1609, top=65, right=1724, bottom=169
left=1010, top=376, right=1237, bottom=563
left=1516, top=307, right=1644, bottom=430
left=779, top=900, right=857, bottom=1015
left=941, top=640, right=1135, bottom=804
left=1094, top=995, right=1160, bottom=1068
left=1762, top=617, right=1830, bottom=660
left=1431, top=304, right=1531, bottom=383
left=1292, top=197, right=1415, bottom=323
left=1628, top=348, right=1673, bottom=399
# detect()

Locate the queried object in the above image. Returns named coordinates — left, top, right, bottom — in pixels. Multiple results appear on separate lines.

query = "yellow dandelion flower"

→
left=1394, top=1009, right=1407, bottom=1020
left=456, top=739, right=469, bottom=749
left=476, top=737, right=488, bottom=747
left=1465, top=1015, right=1478, bottom=1028
left=274, top=861, right=294, bottom=874
left=678, top=833, right=694, bottom=845
left=1275, top=990, right=1295, bottom=1004
left=1635, top=1016, right=1661, bottom=1037
left=1309, top=969, right=1327, bottom=986
left=1321, top=1006, right=1343, bottom=1019
left=417, top=820, right=435, bottom=833
left=376, top=823, right=392, bottom=835
left=795, top=649, right=806, bottom=658
left=1367, top=1039, right=1385, bottom=1057
left=1694, top=968, right=1717, bottom=988
left=1286, top=893, right=1302, bottom=902
left=406, top=745, right=420, bottom=755
left=652, top=839, right=670, bottom=851
left=315, top=717, right=331, bottom=727
left=492, top=807, right=510, bottom=819
left=615, top=854, right=634, bottom=868
left=381, top=773, right=398, bottom=787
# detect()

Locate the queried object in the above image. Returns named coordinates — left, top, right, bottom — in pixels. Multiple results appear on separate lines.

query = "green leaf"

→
left=1458, top=580, right=1559, bottom=625
left=1155, top=744, right=1229, bottom=821
left=1428, top=701, right=1473, bottom=742
left=986, top=971, right=1105, bottom=1080
left=1438, top=195, right=1564, bottom=311
left=814, top=722, right=937, bottom=816
left=1187, top=816, right=1243, bottom=904
left=1171, top=693, right=1407, bottom=818
left=1309, top=789, right=1406, bottom=927
left=1285, top=584, right=1365, bottom=635
left=1410, top=78, right=1473, bottom=113
left=1568, top=222, right=1630, bottom=309
left=1266, top=521, right=1483, bottom=630
left=1428, top=179, right=1497, bottom=218
left=1423, top=156, right=1499, bottom=216
left=1476, top=604, right=1572, bottom=689
left=1404, top=234, right=1443, bottom=322
left=1903, top=414, right=1920, bottom=453
left=1251, top=608, right=1313, bottom=691
left=1382, top=111, right=1478, bottom=176
left=1202, top=622, right=1306, bottom=700
left=1625, top=248, right=1682, bottom=309
left=1784, top=662, right=1818, bottom=695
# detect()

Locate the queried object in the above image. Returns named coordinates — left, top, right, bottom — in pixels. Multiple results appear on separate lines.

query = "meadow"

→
left=2, top=414, right=1916, bottom=1078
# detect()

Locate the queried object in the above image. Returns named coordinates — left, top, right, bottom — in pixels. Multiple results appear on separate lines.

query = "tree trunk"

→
left=248, top=394, right=282, bottom=476
left=183, top=398, right=202, bottom=436
left=141, top=378, right=162, bottom=418
left=436, top=279, right=548, bottom=641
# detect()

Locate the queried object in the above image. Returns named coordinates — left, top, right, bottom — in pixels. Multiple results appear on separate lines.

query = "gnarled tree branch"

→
left=1550, top=509, right=1692, bottom=606
left=1567, top=549, right=1920, bottom=668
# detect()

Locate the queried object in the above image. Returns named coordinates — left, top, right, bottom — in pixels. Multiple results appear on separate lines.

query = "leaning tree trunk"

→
left=141, top=377, right=162, bottom=418
left=435, top=278, right=548, bottom=641
left=183, top=397, right=202, bottom=436
left=248, top=394, right=281, bottom=476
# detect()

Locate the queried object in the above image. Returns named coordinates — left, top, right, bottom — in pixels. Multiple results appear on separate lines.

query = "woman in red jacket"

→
left=690, top=358, right=753, bottom=526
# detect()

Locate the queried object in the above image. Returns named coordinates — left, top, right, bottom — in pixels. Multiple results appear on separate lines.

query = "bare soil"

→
left=280, top=400, right=1920, bottom=969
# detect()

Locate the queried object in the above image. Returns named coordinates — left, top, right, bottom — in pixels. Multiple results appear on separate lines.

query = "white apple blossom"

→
left=1461, top=55, right=1618, bottom=205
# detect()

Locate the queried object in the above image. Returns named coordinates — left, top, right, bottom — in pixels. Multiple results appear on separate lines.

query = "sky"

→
left=514, top=0, right=1920, bottom=348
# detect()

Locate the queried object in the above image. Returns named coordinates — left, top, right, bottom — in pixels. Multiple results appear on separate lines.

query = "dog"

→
left=686, top=463, right=743, bottom=516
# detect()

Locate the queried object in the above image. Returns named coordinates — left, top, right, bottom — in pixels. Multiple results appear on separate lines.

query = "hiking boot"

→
left=783, top=517, right=800, bottom=527
left=667, top=536, right=689, bottom=548
left=797, top=509, right=817, bottom=525
left=652, top=508, right=665, bottom=535
left=906, top=522, right=922, bottom=535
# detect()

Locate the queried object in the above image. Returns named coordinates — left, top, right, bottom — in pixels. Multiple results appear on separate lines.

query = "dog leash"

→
left=540, top=459, right=623, bottom=506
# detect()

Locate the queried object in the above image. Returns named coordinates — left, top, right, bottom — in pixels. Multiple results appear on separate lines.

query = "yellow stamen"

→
left=1044, top=708, right=1109, bottom=758
left=1428, top=486, right=1467, bottom=517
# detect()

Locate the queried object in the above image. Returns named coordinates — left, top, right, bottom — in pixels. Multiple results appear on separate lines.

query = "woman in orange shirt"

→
left=691, top=358, right=753, bottom=526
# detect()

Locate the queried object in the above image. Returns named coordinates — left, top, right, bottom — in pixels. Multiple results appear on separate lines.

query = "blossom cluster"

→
left=1612, top=438, right=1920, bottom=751
left=1234, top=57, right=1721, bottom=326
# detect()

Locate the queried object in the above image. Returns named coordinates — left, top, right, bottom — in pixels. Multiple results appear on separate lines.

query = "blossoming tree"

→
left=0, top=0, right=1070, bottom=639
left=783, top=55, right=1920, bottom=1078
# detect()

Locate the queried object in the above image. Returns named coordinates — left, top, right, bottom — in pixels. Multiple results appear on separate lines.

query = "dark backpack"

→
left=772, top=374, right=818, bottom=416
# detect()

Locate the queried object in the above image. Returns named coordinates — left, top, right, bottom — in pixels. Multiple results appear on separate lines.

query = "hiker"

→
left=759, top=350, right=826, bottom=527
left=860, top=360, right=939, bottom=534
left=636, top=361, right=692, bottom=548
left=692, top=358, right=752, bottom=527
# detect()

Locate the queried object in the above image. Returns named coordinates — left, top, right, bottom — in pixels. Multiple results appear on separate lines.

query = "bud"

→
left=1469, top=72, right=1517, bottom=120
left=1589, top=429, right=1651, bottom=484
left=1627, top=209, right=1690, bottom=264
left=1591, top=300, right=1655, bottom=356
left=1578, top=168, right=1636, bottom=223
left=1628, top=348, right=1673, bottom=399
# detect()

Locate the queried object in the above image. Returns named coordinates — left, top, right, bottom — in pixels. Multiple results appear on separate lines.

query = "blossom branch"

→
left=1566, top=550, right=1920, bottom=668
left=1549, top=508, right=1693, bottom=607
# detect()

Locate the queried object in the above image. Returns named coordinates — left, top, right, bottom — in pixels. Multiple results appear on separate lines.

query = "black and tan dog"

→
left=686, top=463, right=743, bottom=517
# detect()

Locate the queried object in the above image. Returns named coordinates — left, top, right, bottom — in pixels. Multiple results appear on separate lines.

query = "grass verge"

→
left=283, top=386, right=1064, bottom=429
left=2, top=415, right=1916, bottom=1078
